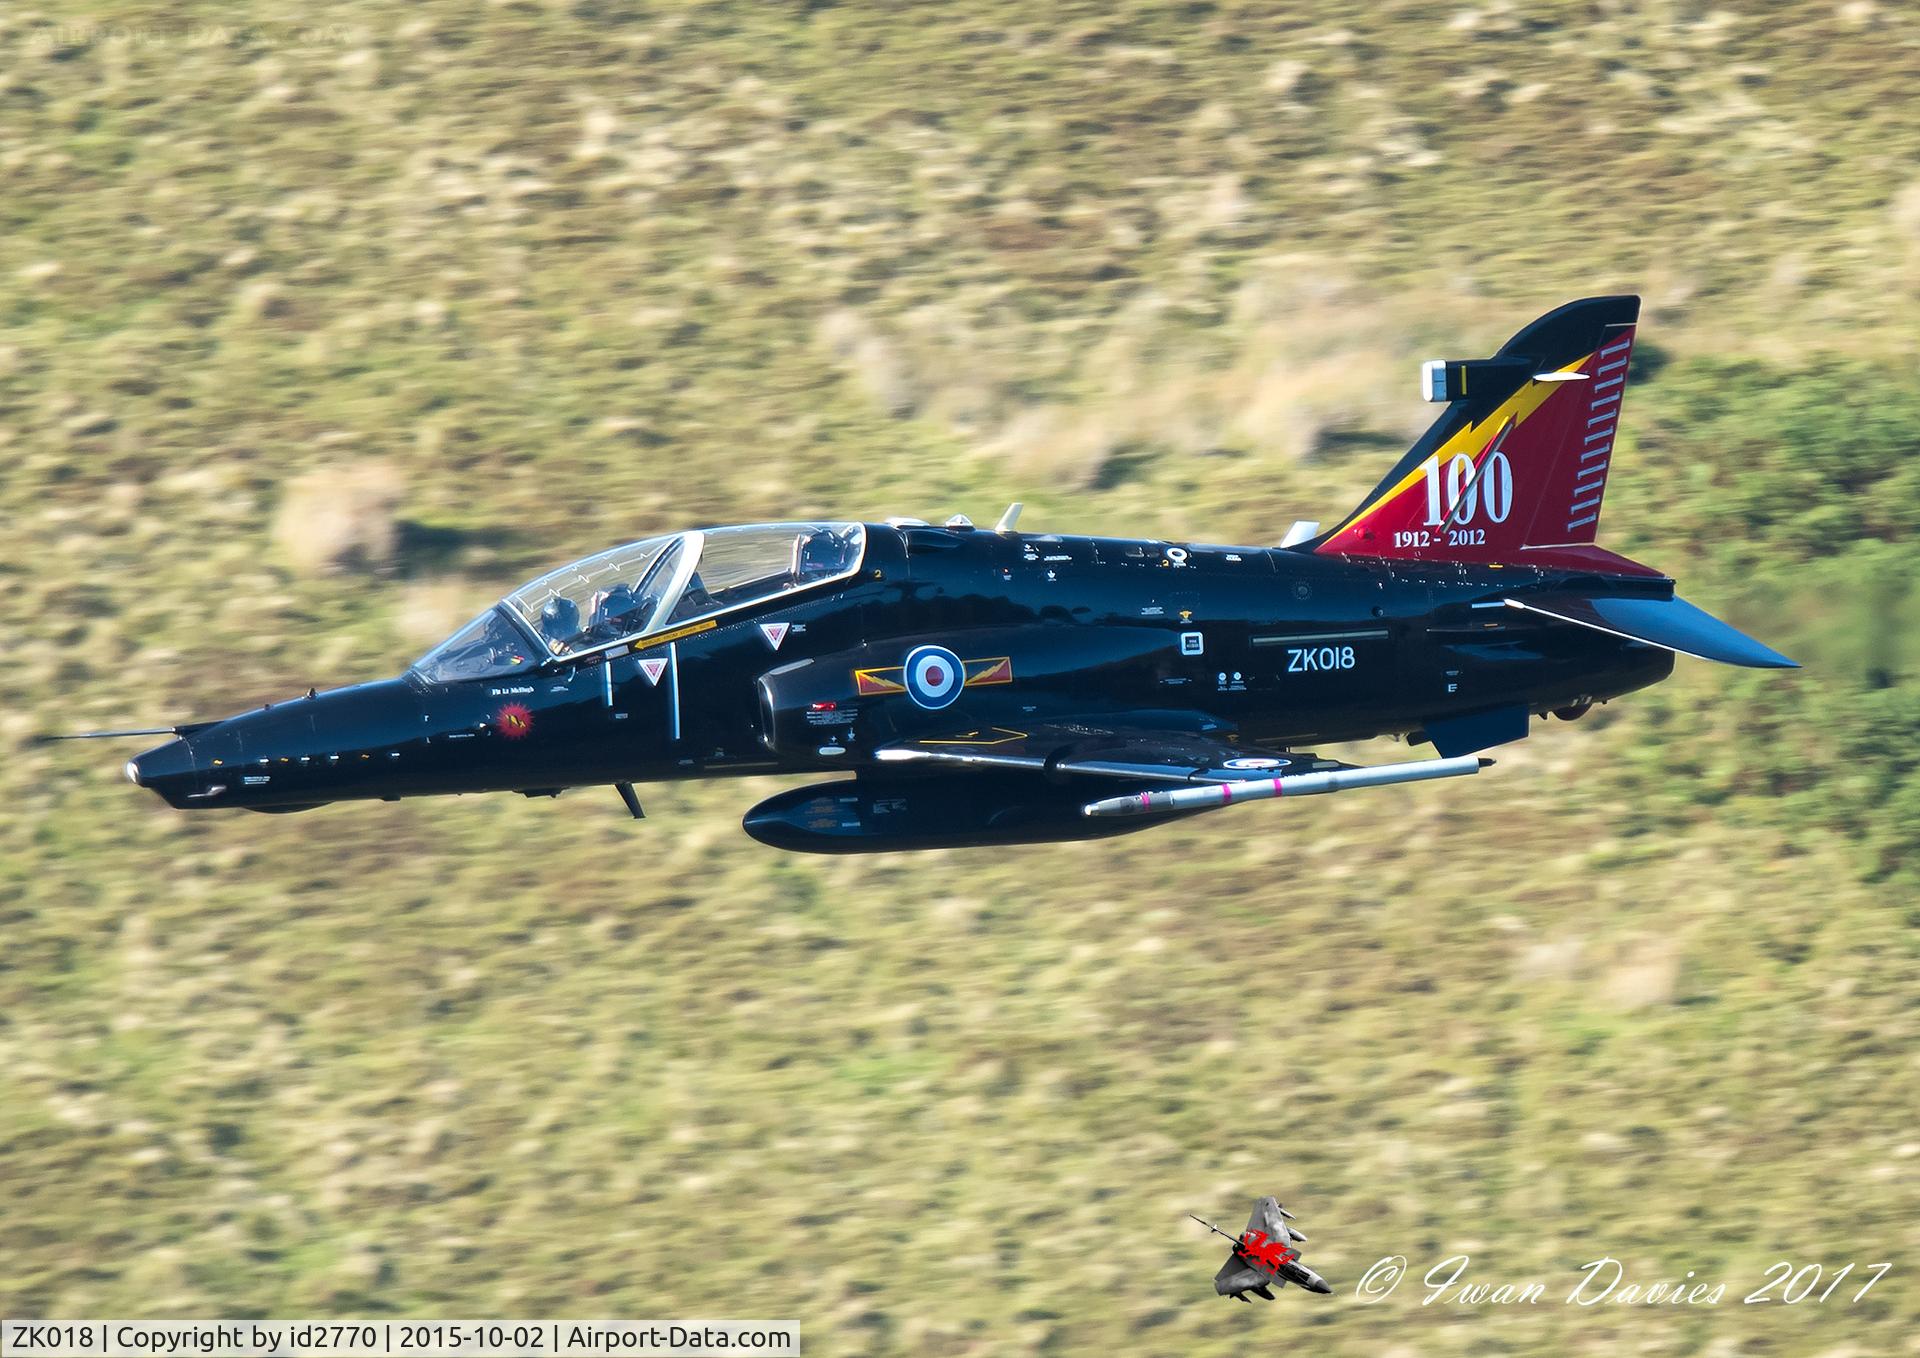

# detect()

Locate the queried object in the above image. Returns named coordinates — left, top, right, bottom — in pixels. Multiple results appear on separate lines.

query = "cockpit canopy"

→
left=413, top=522, right=865, bottom=684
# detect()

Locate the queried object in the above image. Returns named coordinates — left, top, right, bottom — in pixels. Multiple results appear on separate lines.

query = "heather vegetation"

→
left=2, top=2, right=1918, bottom=1352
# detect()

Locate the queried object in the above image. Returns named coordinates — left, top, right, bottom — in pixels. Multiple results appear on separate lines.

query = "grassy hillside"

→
left=3, top=2, right=1918, bottom=1352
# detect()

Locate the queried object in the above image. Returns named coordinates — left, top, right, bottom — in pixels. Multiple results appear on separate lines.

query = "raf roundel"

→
left=902, top=644, right=966, bottom=710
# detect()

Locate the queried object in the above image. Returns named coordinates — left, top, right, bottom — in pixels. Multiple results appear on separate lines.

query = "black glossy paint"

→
left=129, top=522, right=1677, bottom=846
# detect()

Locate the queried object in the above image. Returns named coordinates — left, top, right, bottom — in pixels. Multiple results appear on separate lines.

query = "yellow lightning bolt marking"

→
left=1353, top=352, right=1595, bottom=517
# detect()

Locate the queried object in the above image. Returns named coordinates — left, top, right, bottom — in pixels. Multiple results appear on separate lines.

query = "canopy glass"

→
left=413, top=523, right=865, bottom=683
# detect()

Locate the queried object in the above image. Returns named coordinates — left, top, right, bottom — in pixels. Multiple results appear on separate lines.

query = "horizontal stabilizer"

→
left=1505, top=594, right=1797, bottom=669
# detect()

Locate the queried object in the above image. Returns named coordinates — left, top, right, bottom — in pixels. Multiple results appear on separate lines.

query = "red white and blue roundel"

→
left=903, top=644, right=966, bottom=709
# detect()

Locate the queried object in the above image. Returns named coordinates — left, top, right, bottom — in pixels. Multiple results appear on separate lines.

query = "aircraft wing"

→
left=1214, top=1255, right=1276, bottom=1295
left=872, top=722, right=1352, bottom=784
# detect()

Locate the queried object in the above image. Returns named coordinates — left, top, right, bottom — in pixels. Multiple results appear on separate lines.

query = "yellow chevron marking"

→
left=922, top=726, right=1028, bottom=747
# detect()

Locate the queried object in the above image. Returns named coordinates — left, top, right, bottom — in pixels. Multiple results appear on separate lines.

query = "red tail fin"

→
left=1311, top=296, right=1657, bottom=575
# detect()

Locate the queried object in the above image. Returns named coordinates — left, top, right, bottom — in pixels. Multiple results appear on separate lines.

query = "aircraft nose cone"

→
left=130, top=737, right=191, bottom=786
left=129, top=737, right=201, bottom=805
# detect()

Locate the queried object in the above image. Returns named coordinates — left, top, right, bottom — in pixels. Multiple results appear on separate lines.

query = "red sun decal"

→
left=496, top=703, right=533, bottom=740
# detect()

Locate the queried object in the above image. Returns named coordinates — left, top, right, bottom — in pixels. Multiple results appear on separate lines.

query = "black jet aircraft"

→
left=1191, top=1197, right=1332, bottom=1301
left=96, top=296, right=1795, bottom=851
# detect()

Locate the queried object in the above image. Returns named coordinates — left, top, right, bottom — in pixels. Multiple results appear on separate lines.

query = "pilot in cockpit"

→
left=797, top=526, right=856, bottom=579
left=537, top=596, right=580, bottom=653
left=586, top=583, right=650, bottom=641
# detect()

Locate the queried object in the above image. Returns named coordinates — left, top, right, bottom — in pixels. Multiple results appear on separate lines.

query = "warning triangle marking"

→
left=639, top=658, right=669, bottom=686
left=760, top=622, right=790, bottom=650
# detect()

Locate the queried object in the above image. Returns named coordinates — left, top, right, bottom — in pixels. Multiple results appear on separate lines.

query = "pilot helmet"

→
left=538, top=595, right=581, bottom=642
left=798, top=527, right=847, bottom=577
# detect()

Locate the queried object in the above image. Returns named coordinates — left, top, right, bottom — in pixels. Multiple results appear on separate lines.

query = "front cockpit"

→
left=412, top=522, right=866, bottom=683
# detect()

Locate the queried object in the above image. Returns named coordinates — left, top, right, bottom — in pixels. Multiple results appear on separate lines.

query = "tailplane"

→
left=1505, top=593, right=1797, bottom=669
left=1310, top=296, right=1654, bottom=575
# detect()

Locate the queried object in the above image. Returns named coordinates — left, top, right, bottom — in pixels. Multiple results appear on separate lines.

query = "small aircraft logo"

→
left=495, top=703, right=534, bottom=740
left=1191, top=1197, right=1332, bottom=1302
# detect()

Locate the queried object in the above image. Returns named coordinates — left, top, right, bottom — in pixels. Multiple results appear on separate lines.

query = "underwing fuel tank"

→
left=742, top=772, right=1195, bottom=854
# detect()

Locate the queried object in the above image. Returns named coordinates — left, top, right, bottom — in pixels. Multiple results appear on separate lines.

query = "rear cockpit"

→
left=412, top=522, right=865, bottom=683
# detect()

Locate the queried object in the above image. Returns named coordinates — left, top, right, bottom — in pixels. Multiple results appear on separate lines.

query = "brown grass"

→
left=272, top=461, right=405, bottom=577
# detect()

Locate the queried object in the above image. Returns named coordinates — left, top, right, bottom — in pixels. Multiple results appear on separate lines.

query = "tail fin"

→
left=1311, top=296, right=1654, bottom=575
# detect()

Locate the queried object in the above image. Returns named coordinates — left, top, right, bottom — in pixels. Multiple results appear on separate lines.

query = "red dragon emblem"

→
left=1240, top=1231, right=1298, bottom=1270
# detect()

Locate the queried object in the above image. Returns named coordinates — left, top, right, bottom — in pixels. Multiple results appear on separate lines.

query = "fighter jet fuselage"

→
left=124, top=527, right=1667, bottom=833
